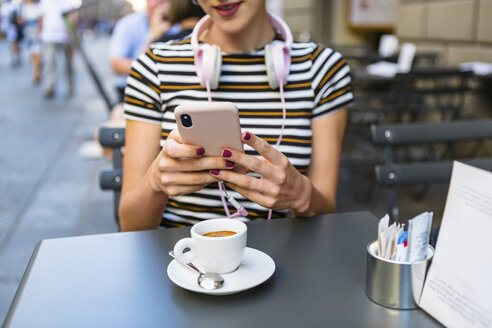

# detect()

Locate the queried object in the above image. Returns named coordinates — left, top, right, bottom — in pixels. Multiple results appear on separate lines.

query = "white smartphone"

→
left=174, top=102, right=244, bottom=156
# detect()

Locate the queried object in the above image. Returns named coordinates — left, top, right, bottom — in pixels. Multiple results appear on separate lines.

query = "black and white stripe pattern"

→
left=124, top=36, right=353, bottom=226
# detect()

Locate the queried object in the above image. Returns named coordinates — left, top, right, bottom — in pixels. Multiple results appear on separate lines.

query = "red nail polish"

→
left=196, top=147, right=205, bottom=156
left=222, top=149, right=232, bottom=158
left=211, top=169, right=220, bottom=175
left=243, top=132, right=251, bottom=140
left=226, top=160, right=234, bottom=168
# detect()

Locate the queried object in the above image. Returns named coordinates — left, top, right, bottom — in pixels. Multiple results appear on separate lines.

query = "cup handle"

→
left=173, top=238, right=196, bottom=265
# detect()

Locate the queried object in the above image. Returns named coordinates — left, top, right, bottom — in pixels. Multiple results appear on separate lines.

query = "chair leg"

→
left=114, top=191, right=121, bottom=231
left=388, top=187, right=399, bottom=223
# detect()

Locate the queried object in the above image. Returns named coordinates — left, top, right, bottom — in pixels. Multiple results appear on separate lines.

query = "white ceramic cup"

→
left=173, top=219, right=247, bottom=274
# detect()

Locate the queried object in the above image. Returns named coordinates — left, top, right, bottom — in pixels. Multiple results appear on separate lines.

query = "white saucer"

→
left=167, top=247, right=275, bottom=295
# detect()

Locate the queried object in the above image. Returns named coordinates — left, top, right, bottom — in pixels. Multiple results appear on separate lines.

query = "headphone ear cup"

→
left=264, top=44, right=279, bottom=90
left=195, top=44, right=222, bottom=90
left=265, top=43, right=289, bottom=90
left=211, top=45, right=222, bottom=90
left=194, top=47, right=205, bottom=84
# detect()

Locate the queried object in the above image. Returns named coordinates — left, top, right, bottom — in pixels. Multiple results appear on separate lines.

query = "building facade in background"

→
left=281, top=0, right=492, bottom=66
left=396, top=0, right=492, bottom=65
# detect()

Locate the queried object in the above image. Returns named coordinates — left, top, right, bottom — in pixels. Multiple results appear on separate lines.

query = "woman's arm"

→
left=110, top=57, right=134, bottom=76
left=119, top=120, right=167, bottom=231
left=302, top=107, right=348, bottom=216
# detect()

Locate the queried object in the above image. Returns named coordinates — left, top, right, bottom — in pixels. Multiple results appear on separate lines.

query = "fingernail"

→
left=226, top=160, right=234, bottom=168
left=210, top=169, right=220, bottom=175
left=222, top=149, right=232, bottom=158
left=243, top=132, right=251, bottom=140
left=196, top=147, right=205, bottom=156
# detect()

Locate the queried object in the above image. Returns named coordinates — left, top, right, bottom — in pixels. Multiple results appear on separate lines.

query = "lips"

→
left=212, top=1, right=243, bottom=18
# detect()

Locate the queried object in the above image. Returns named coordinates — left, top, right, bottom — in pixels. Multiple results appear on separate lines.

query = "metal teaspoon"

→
left=169, top=251, right=224, bottom=290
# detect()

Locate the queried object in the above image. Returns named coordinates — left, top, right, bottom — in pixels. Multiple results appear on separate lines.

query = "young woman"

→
left=120, top=0, right=353, bottom=231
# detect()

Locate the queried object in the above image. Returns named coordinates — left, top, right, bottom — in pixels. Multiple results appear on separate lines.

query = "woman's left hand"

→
left=209, top=131, right=313, bottom=214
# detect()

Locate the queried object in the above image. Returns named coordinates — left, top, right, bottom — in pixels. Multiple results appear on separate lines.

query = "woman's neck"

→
left=201, top=12, right=275, bottom=53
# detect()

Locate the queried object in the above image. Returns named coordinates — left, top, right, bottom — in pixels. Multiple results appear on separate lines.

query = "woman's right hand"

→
left=148, top=129, right=234, bottom=197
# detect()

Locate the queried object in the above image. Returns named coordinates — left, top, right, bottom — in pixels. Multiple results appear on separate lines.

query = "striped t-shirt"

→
left=123, top=35, right=353, bottom=227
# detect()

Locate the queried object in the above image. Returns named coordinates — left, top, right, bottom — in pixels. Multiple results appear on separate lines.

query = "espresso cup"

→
left=173, top=219, right=247, bottom=274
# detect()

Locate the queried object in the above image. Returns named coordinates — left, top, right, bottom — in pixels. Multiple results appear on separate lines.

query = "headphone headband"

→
left=191, top=12, right=293, bottom=90
left=267, top=12, right=293, bottom=49
left=191, top=14, right=212, bottom=56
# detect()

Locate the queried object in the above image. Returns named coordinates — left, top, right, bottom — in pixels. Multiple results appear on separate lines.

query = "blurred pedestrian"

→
left=154, top=0, right=204, bottom=43
left=109, top=0, right=178, bottom=103
left=0, top=3, right=8, bottom=37
left=21, top=0, right=42, bottom=84
left=4, top=0, right=24, bottom=67
left=38, top=0, right=78, bottom=98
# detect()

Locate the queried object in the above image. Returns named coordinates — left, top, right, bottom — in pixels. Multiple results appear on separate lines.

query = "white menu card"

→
left=420, top=161, right=492, bottom=328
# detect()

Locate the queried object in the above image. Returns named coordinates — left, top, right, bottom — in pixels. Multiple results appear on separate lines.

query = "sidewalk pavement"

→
left=0, top=37, right=118, bottom=323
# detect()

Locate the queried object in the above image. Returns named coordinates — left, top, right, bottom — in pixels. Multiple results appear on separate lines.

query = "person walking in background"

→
left=109, top=0, right=178, bottom=103
left=4, top=0, right=24, bottom=67
left=0, top=2, right=8, bottom=38
left=38, top=0, right=77, bottom=98
left=154, top=0, right=204, bottom=43
left=21, top=0, right=42, bottom=84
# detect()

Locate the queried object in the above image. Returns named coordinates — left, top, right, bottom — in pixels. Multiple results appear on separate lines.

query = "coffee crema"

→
left=202, top=230, right=237, bottom=237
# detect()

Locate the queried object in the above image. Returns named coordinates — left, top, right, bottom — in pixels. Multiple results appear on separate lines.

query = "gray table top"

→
left=2, top=211, right=441, bottom=328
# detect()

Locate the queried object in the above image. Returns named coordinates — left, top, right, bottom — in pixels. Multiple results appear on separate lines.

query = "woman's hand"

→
left=209, top=132, right=313, bottom=214
left=149, top=130, right=234, bottom=197
left=148, top=2, right=171, bottom=41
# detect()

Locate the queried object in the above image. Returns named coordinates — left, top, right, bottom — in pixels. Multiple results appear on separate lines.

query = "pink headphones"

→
left=191, top=12, right=293, bottom=90
left=191, top=12, right=292, bottom=220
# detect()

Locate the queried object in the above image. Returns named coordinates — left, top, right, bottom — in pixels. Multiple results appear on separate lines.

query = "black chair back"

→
left=98, top=126, right=125, bottom=227
left=371, top=119, right=492, bottom=220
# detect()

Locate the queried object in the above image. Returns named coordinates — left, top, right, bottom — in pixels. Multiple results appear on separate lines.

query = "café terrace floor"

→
left=0, top=37, right=449, bottom=324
